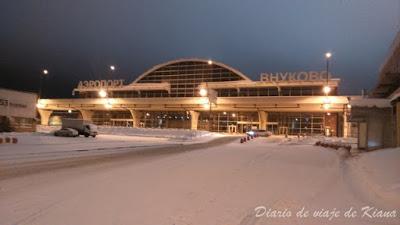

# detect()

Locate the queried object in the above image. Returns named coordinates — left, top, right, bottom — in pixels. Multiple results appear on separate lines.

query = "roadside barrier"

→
left=0, top=137, right=18, bottom=144
left=240, top=134, right=258, bottom=143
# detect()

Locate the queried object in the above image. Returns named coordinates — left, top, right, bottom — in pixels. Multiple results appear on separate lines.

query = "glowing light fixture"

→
left=68, top=109, right=72, bottom=113
left=323, top=85, right=331, bottom=94
left=202, top=103, right=210, bottom=109
left=199, top=88, right=208, bottom=97
left=43, top=69, right=49, bottom=75
left=323, top=103, right=331, bottom=110
left=207, top=60, right=213, bottom=65
left=99, top=89, right=107, bottom=98
left=110, top=65, right=115, bottom=71
left=347, top=104, right=351, bottom=109
left=325, top=52, right=332, bottom=59
left=36, top=102, right=45, bottom=109
left=223, top=111, right=227, bottom=115
left=231, top=113, right=236, bottom=117
left=104, top=99, right=114, bottom=109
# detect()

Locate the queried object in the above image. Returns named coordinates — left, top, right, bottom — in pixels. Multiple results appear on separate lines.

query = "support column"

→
left=38, top=109, right=53, bottom=125
left=258, top=111, right=267, bottom=130
left=79, top=110, right=94, bottom=121
left=129, top=109, right=142, bottom=128
left=397, top=102, right=400, bottom=147
left=343, top=112, right=350, bottom=138
left=189, top=111, right=199, bottom=130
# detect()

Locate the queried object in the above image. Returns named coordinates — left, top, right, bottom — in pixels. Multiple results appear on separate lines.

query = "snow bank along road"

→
left=0, top=136, right=399, bottom=225
left=0, top=133, right=230, bottom=180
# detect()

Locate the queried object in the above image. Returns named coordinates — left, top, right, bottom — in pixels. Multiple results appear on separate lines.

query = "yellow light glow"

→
left=99, top=89, right=107, bottom=98
left=110, top=65, right=115, bottom=71
left=43, top=69, right=48, bottom=75
left=231, top=113, right=236, bottom=117
left=36, top=102, right=45, bottom=109
left=323, top=103, right=331, bottom=110
left=207, top=60, right=213, bottom=65
left=323, top=97, right=332, bottom=104
left=104, top=98, right=114, bottom=109
left=199, top=88, right=208, bottom=97
left=223, top=111, right=227, bottom=115
left=323, top=86, right=331, bottom=94
left=347, top=104, right=351, bottom=109
left=202, top=103, right=210, bottom=109
left=68, top=109, right=72, bottom=113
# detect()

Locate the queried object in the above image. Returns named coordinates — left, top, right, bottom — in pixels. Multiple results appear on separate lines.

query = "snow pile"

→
left=97, top=126, right=213, bottom=141
left=277, top=135, right=356, bottom=147
left=346, top=147, right=400, bottom=208
left=36, top=125, right=215, bottom=141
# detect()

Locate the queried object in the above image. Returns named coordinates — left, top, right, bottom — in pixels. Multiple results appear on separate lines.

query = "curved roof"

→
left=130, top=58, right=251, bottom=84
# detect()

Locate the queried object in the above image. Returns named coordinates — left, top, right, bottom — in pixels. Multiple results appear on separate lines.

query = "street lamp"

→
left=39, top=69, right=49, bottom=99
left=323, top=52, right=332, bottom=95
left=110, top=65, right=115, bottom=71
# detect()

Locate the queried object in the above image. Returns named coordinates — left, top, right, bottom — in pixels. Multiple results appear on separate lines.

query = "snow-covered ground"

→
left=0, top=128, right=222, bottom=164
left=0, top=135, right=398, bottom=225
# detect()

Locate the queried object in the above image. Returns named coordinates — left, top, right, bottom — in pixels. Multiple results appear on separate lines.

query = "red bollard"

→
left=243, top=137, right=247, bottom=142
left=247, top=136, right=250, bottom=141
left=240, top=138, right=244, bottom=143
left=12, top=137, right=18, bottom=144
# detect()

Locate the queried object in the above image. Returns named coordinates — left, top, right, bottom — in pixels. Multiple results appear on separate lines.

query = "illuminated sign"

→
left=260, top=71, right=331, bottom=82
left=77, top=80, right=124, bottom=89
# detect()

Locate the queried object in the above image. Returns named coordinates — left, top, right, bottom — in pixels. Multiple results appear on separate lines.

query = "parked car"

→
left=54, top=128, right=79, bottom=137
left=61, top=118, right=98, bottom=137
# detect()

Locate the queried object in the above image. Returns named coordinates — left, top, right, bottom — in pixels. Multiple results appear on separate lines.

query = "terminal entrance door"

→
left=237, top=121, right=259, bottom=133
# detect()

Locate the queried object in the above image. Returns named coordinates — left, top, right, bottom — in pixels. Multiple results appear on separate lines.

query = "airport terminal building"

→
left=37, top=59, right=350, bottom=136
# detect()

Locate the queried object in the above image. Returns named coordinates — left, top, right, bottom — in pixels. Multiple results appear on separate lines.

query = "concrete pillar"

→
left=258, top=111, right=268, bottom=130
left=129, top=109, right=142, bottom=128
left=343, top=112, right=350, bottom=138
left=80, top=110, right=94, bottom=121
left=38, top=109, right=53, bottom=125
left=189, top=111, right=200, bottom=130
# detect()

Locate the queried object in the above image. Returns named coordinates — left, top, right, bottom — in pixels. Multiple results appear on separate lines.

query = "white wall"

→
left=0, top=89, right=37, bottom=119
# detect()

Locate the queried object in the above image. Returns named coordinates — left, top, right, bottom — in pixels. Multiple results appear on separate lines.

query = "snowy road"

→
left=0, top=136, right=399, bottom=225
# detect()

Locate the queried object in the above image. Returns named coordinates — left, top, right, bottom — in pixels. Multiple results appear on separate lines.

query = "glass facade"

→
left=140, top=111, right=191, bottom=129
left=92, top=111, right=132, bottom=126
left=268, top=112, right=325, bottom=135
left=198, top=111, right=259, bottom=133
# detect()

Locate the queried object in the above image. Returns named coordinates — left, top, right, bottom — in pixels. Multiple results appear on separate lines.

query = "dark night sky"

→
left=1, top=0, right=399, bottom=98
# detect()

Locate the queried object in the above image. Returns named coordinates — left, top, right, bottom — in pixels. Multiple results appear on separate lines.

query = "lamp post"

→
left=98, top=65, right=116, bottom=98
left=39, top=69, right=48, bottom=99
left=323, top=52, right=332, bottom=95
